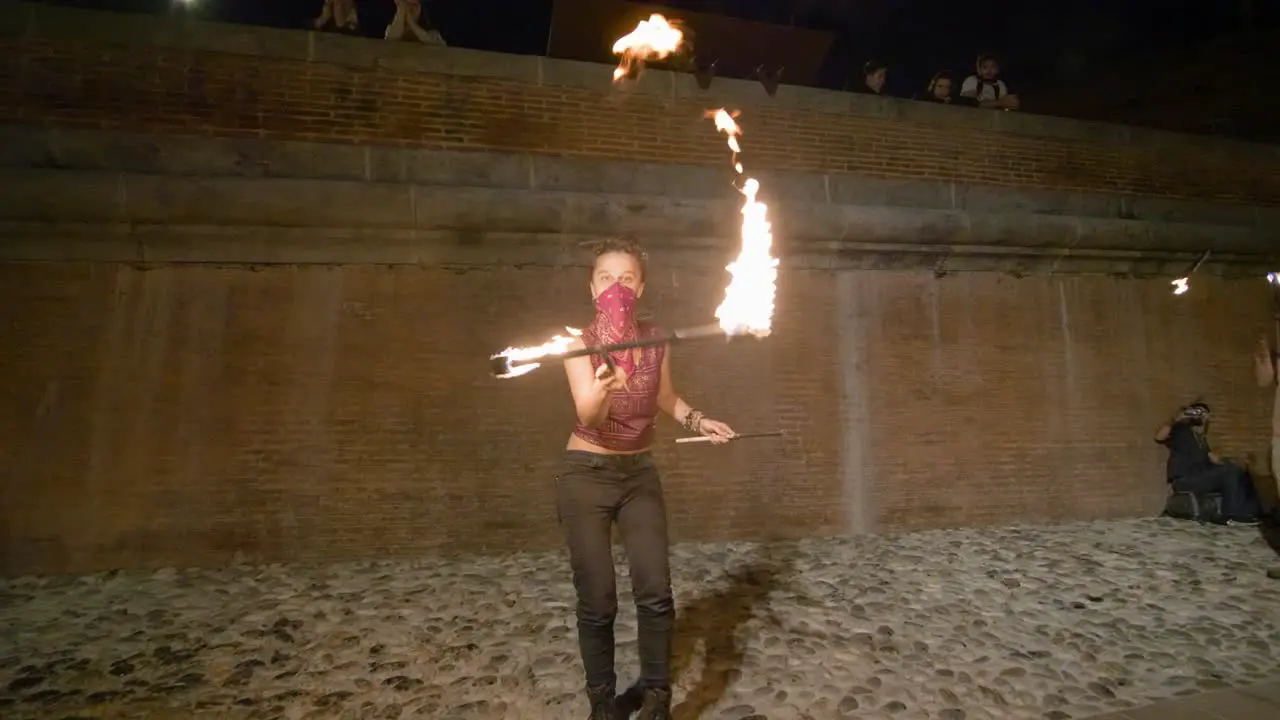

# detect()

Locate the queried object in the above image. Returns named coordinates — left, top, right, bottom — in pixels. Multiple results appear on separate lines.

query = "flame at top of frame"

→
left=612, top=14, right=684, bottom=81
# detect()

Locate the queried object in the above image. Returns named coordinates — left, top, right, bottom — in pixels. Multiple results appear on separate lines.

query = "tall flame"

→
left=707, top=108, right=778, bottom=337
left=717, top=178, right=777, bottom=336
left=492, top=327, right=582, bottom=379
left=612, top=14, right=684, bottom=82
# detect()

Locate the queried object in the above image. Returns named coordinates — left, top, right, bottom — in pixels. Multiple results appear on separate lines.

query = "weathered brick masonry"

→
left=1, top=3, right=1279, bottom=575
left=2, top=30, right=1278, bottom=203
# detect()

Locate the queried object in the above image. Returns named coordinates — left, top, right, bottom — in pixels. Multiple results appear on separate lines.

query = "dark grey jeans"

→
left=1171, top=461, right=1262, bottom=521
left=555, top=450, right=674, bottom=691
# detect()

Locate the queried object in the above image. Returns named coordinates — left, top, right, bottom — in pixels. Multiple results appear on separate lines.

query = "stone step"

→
left=0, top=221, right=1270, bottom=275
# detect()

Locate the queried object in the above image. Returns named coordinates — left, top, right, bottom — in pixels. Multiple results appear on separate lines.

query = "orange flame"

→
left=706, top=108, right=744, bottom=173
left=492, top=327, right=583, bottom=379
left=612, top=14, right=684, bottom=82
left=716, top=178, right=777, bottom=337
left=706, top=107, right=778, bottom=337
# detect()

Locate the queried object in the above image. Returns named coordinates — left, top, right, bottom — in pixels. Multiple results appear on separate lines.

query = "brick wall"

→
left=1, top=31, right=1278, bottom=205
left=1, top=5, right=1278, bottom=575
left=2, top=262, right=1273, bottom=575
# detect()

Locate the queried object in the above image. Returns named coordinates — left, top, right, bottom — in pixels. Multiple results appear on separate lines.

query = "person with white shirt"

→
left=960, top=54, right=1019, bottom=111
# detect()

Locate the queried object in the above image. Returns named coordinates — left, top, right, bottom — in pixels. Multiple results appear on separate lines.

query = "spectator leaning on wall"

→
left=386, top=0, right=446, bottom=45
left=313, top=0, right=359, bottom=34
left=918, top=70, right=954, bottom=104
left=848, top=60, right=889, bottom=96
left=960, top=54, right=1019, bottom=111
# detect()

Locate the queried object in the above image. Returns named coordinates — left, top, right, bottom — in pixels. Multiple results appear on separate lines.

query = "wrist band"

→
left=683, top=408, right=705, bottom=432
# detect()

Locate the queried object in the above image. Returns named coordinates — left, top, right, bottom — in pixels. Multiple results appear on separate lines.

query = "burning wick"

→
left=1172, top=249, right=1208, bottom=294
left=491, top=324, right=724, bottom=378
left=612, top=14, right=684, bottom=82
left=490, top=327, right=581, bottom=379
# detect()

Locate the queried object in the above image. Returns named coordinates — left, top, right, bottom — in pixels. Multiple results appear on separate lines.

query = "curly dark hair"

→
left=587, top=236, right=648, bottom=280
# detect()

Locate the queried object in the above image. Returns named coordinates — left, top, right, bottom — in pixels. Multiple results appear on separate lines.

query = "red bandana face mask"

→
left=593, top=282, right=639, bottom=378
left=595, top=282, right=637, bottom=336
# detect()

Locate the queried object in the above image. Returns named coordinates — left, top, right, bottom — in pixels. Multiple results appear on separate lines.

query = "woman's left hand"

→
left=698, top=418, right=736, bottom=445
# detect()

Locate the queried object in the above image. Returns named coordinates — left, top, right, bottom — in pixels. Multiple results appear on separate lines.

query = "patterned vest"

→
left=571, top=323, right=665, bottom=452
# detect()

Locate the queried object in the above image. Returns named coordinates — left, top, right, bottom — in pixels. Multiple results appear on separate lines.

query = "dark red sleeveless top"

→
left=572, top=322, right=666, bottom=452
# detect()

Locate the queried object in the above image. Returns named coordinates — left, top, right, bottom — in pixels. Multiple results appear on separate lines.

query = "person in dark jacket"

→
left=848, top=60, right=888, bottom=96
left=1154, top=402, right=1262, bottom=525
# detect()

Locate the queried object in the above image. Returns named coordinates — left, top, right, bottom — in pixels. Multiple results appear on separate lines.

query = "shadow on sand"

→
left=1262, top=519, right=1280, bottom=568
left=1255, top=471, right=1280, bottom=576
left=1240, top=464, right=1279, bottom=577
left=667, top=548, right=797, bottom=720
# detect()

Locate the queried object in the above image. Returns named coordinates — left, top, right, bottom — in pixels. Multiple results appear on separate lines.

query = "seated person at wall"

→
left=385, top=0, right=446, bottom=45
left=918, top=71, right=954, bottom=104
left=960, top=54, right=1019, bottom=111
left=313, top=0, right=359, bottom=34
left=847, top=60, right=889, bottom=96
left=1154, top=402, right=1262, bottom=526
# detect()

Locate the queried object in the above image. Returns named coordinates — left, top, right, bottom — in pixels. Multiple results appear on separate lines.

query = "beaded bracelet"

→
left=683, top=408, right=705, bottom=433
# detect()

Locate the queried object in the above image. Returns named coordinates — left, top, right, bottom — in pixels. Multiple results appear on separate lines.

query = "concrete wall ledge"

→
left=3, top=126, right=1278, bottom=232
left=3, top=0, right=1279, bottom=159
left=1, top=167, right=1275, bottom=261
left=0, top=221, right=1271, bottom=278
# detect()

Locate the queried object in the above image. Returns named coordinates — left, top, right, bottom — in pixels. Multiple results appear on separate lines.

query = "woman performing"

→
left=558, top=237, right=736, bottom=720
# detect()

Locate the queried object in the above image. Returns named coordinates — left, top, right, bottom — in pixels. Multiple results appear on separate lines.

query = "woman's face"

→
left=591, top=251, right=645, bottom=300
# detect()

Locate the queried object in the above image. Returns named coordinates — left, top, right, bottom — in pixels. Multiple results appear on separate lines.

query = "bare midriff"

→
left=568, top=324, right=665, bottom=455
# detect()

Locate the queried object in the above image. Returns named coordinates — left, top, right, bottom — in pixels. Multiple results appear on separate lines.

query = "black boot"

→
left=615, top=683, right=644, bottom=717
left=637, top=687, right=672, bottom=720
left=587, top=683, right=620, bottom=720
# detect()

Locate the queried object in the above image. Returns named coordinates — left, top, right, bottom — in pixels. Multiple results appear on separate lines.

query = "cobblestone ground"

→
left=2, top=518, right=1280, bottom=720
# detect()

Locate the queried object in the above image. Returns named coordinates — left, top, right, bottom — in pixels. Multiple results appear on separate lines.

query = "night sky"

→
left=39, top=0, right=1278, bottom=98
